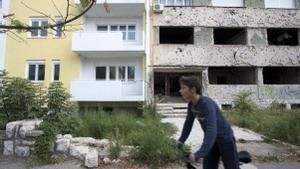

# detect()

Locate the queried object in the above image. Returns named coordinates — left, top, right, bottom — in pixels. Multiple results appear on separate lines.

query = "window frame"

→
left=26, top=61, right=46, bottom=82
left=211, top=0, right=244, bottom=7
left=29, top=18, right=49, bottom=38
left=264, top=0, right=296, bottom=9
left=159, top=0, right=192, bottom=6
left=54, top=17, right=63, bottom=38
left=95, top=66, right=107, bottom=80
left=96, top=24, right=137, bottom=41
left=95, top=65, right=136, bottom=81
left=52, top=61, right=60, bottom=82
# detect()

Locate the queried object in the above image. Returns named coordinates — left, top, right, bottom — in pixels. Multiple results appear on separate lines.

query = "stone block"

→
left=3, top=140, right=14, bottom=156
left=15, top=146, right=30, bottom=157
left=56, top=138, right=70, bottom=153
left=69, top=145, right=90, bottom=160
left=84, top=148, right=98, bottom=168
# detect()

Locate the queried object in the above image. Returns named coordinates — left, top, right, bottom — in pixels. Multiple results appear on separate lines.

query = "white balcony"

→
left=72, top=31, right=145, bottom=57
left=75, top=0, right=145, bottom=17
left=70, top=80, right=144, bottom=102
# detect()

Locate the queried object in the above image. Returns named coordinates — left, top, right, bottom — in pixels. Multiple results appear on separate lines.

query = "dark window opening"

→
left=209, top=67, right=256, bottom=84
left=160, top=27, right=194, bottom=44
left=37, top=65, right=45, bottom=81
left=28, top=65, right=36, bottom=81
left=54, top=64, right=60, bottom=81
left=263, top=67, right=300, bottom=84
left=267, top=29, right=299, bottom=46
left=96, top=66, right=106, bottom=80
left=214, top=28, right=247, bottom=45
left=221, top=104, right=232, bottom=110
left=291, top=104, right=300, bottom=110
left=103, top=107, right=113, bottom=112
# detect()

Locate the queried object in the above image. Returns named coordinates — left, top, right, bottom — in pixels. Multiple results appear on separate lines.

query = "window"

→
left=267, top=29, right=298, bottom=46
left=96, top=24, right=136, bottom=41
left=97, top=25, right=108, bottom=31
left=95, top=66, right=135, bottom=81
left=263, top=67, right=300, bottom=84
left=118, top=66, right=125, bottom=80
left=160, top=27, right=194, bottom=44
left=30, top=18, right=48, bottom=38
left=27, top=62, right=45, bottom=82
left=0, top=0, right=2, bottom=9
left=127, top=66, right=135, bottom=80
left=55, top=18, right=63, bottom=38
left=159, top=0, right=192, bottom=6
left=208, top=67, right=256, bottom=84
left=96, top=67, right=106, bottom=80
left=212, top=0, right=244, bottom=7
left=214, top=28, right=247, bottom=45
left=109, top=66, right=116, bottom=80
left=52, top=62, right=60, bottom=81
left=265, top=0, right=295, bottom=9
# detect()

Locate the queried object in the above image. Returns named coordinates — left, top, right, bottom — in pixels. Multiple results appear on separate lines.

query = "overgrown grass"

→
left=224, top=91, right=300, bottom=146
left=74, top=111, right=183, bottom=167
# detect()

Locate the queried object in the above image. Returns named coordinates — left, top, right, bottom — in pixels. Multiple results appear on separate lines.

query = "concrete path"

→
left=161, top=117, right=264, bottom=152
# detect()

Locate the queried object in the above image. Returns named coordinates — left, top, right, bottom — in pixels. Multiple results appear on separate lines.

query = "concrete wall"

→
left=153, top=45, right=300, bottom=67
left=153, top=7, right=300, bottom=28
left=245, top=0, right=264, bottom=8
left=247, top=28, right=268, bottom=45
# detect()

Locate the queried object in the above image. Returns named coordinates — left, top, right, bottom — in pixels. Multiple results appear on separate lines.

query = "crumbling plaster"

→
left=153, top=45, right=300, bottom=67
left=206, top=84, right=300, bottom=106
left=153, top=7, right=300, bottom=28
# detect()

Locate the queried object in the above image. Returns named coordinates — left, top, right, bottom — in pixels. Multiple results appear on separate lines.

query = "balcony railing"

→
left=70, top=80, right=144, bottom=102
left=72, top=31, right=144, bottom=53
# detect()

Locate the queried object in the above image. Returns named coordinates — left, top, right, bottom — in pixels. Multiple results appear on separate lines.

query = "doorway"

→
left=154, top=72, right=201, bottom=102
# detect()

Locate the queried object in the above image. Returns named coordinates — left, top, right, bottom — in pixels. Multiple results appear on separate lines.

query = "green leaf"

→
left=80, top=0, right=91, bottom=8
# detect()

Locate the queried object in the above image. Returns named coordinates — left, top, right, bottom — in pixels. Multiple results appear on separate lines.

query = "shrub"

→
left=129, top=116, right=181, bottom=167
left=75, top=110, right=181, bottom=167
left=225, top=91, right=300, bottom=146
left=1, top=76, right=46, bottom=122
left=32, top=82, right=80, bottom=163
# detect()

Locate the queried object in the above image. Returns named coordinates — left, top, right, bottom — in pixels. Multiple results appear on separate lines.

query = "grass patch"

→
left=74, top=111, right=183, bottom=167
left=224, top=91, right=300, bottom=146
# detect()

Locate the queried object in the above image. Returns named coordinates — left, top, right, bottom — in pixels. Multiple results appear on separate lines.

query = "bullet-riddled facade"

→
left=151, top=0, right=300, bottom=109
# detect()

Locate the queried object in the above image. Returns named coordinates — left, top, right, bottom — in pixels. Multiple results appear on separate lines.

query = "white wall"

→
left=80, top=56, right=143, bottom=81
left=0, top=0, right=9, bottom=71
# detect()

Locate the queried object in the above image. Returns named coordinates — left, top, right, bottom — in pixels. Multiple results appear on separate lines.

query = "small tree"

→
left=33, top=82, right=80, bottom=163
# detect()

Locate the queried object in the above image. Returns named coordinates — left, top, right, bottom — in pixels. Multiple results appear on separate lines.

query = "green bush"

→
left=225, top=91, right=300, bottom=146
left=129, top=117, right=181, bottom=167
left=32, top=82, right=80, bottom=163
left=0, top=114, right=7, bottom=130
left=75, top=110, right=181, bottom=167
left=1, top=76, right=46, bottom=122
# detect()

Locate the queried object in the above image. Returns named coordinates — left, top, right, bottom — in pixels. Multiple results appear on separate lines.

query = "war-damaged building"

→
left=150, top=0, right=300, bottom=111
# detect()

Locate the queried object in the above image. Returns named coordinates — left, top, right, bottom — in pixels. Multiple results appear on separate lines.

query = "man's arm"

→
left=179, top=105, right=195, bottom=144
left=194, top=102, right=217, bottom=160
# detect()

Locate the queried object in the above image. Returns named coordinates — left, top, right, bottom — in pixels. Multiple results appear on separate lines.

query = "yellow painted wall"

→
left=4, top=0, right=82, bottom=90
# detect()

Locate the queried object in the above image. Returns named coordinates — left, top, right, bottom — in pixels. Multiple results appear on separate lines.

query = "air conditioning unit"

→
left=153, top=3, right=164, bottom=13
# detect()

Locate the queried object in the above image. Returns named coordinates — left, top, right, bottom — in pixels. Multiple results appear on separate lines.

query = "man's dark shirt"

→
left=179, top=96, right=234, bottom=160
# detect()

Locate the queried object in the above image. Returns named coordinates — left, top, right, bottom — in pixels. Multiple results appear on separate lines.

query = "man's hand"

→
left=189, top=153, right=196, bottom=162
